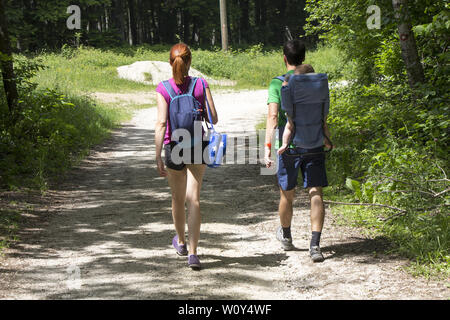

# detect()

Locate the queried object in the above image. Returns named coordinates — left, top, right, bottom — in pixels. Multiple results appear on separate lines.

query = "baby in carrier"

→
left=278, top=64, right=325, bottom=155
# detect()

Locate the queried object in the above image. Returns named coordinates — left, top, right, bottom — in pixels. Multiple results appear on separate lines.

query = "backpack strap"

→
left=161, top=80, right=177, bottom=100
left=187, top=77, right=198, bottom=96
left=274, top=75, right=286, bottom=82
left=290, top=85, right=296, bottom=147
left=279, top=73, right=296, bottom=147
left=188, top=77, right=204, bottom=121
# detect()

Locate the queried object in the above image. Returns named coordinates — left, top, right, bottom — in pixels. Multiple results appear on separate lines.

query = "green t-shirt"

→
left=267, top=70, right=295, bottom=148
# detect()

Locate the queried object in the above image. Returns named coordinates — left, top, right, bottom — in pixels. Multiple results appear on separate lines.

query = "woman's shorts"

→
left=277, top=146, right=328, bottom=191
left=164, top=141, right=210, bottom=170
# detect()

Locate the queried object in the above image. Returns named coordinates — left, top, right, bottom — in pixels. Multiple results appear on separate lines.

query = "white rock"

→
left=117, top=61, right=236, bottom=86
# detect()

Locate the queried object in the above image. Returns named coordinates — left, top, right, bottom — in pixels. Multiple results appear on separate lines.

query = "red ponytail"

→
left=169, top=43, right=192, bottom=85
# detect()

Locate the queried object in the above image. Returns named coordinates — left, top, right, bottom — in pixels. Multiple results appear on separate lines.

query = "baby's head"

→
left=295, top=64, right=315, bottom=74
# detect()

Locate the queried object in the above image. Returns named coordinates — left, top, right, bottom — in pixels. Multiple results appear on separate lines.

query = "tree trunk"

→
left=150, top=1, right=160, bottom=43
left=255, top=0, right=261, bottom=27
left=0, top=0, right=19, bottom=114
left=112, top=0, right=126, bottom=43
left=104, top=8, right=109, bottom=31
left=240, top=0, right=250, bottom=44
left=191, top=22, right=198, bottom=45
left=183, top=9, right=190, bottom=44
left=278, top=0, right=287, bottom=31
left=219, top=0, right=229, bottom=51
left=392, top=0, right=425, bottom=88
left=127, top=0, right=138, bottom=45
left=260, top=0, right=267, bottom=43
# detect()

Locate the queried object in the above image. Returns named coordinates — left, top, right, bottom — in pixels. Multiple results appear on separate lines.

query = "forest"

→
left=0, top=0, right=448, bottom=283
left=5, top=0, right=312, bottom=50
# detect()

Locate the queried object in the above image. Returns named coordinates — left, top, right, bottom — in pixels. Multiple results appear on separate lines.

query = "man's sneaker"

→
left=172, top=235, right=188, bottom=256
left=276, top=226, right=295, bottom=251
left=188, top=254, right=201, bottom=270
left=310, top=246, right=325, bottom=262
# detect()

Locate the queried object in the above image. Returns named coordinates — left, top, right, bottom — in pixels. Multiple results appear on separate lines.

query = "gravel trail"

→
left=0, top=89, right=447, bottom=299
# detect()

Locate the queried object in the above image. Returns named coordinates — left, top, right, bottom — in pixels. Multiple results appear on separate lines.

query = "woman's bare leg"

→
left=167, top=167, right=187, bottom=244
left=185, top=164, right=206, bottom=255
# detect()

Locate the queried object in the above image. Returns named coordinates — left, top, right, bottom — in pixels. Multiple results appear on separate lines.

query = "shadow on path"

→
left=1, top=112, right=290, bottom=299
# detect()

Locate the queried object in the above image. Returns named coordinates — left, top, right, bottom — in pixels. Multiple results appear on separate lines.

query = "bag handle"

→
left=201, top=80, right=215, bottom=131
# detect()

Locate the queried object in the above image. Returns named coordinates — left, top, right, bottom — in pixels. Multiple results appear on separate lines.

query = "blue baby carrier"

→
left=162, top=77, right=204, bottom=148
left=279, top=73, right=333, bottom=155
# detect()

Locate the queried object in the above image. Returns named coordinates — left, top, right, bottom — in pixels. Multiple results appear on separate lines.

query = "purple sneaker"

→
left=172, top=235, right=188, bottom=256
left=188, top=255, right=201, bottom=270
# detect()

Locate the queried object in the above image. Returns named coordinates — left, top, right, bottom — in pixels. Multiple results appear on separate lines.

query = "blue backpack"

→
left=162, top=77, right=203, bottom=148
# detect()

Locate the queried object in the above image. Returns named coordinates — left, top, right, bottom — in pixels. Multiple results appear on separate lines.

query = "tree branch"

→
left=323, top=200, right=407, bottom=213
left=428, top=179, right=450, bottom=183
left=375, top=189, right=435, bottom=197
left=378, top=211, right=407, bottom=222
left=433, top=187, right=450, bottom=198
left=436, top=163, right=447, bottom=180
left=379, top=175, right=414, bottom=186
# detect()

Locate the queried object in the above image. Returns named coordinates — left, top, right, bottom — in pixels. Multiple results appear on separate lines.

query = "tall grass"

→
left=33, top=47, right=155, bottom=93
left=193, top=44, right=349, bottom=87
left=31, top=44, right=348, bottom=94
left=306, top=44, right=351, bottom=81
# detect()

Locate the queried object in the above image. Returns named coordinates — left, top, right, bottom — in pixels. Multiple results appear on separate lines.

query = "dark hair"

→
left=283, top=40, right=306, bottom=66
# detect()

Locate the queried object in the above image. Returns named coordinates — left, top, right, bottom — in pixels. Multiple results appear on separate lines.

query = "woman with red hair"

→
left=155, top=43, right=218, bottom=270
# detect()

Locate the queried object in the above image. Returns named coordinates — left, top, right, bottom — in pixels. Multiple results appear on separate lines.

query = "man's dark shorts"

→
left=164, top=141, right=210, bottom=170
left=277, top=146, right=328, bottom=191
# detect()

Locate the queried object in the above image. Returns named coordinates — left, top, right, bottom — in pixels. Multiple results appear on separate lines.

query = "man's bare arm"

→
left=264, top=102, right=279, bottom=167
left=323, top=116, right=333, bottom=149
left=278, top=117, right=294, bottom=155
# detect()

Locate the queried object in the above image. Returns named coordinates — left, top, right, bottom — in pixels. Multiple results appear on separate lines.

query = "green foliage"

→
left=32, top=46, right=156, bottom=93
left=305, top=0, right=397, bottom=85
left=326, top=80, right=448, bottom=277
left=413, top=7, right=450, bottom=94
left=306, top=44, right=351, bottom=80
left=193, top=44, right=346, bottom=86
left=0, top=55, right=133, bottom=190
left=192, top=45, right=285, bottom=88
left=0, top=89, right=119, bottom=189
left=6, top=0, right=312, bottom=51
left=30, top=44, right=347, bottom=94
left=306, top=0, right=449, bottom=277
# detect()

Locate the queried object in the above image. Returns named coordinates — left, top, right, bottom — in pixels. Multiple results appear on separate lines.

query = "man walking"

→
left=264, top=40, right=332, bottom=262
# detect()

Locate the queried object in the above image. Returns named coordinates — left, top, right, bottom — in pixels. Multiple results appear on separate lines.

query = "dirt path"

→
left=0, top=90, right=448, bottom=299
